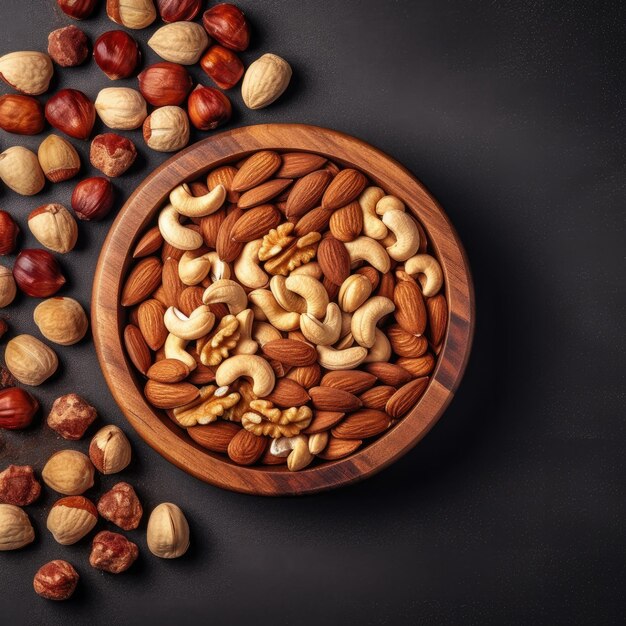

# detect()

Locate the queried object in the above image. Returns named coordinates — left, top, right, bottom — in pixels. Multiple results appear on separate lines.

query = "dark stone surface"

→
left=0, top=1, right=623, bottom=624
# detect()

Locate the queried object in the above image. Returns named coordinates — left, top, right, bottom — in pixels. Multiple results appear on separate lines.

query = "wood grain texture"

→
left=92, top=124, right=475, bottom=496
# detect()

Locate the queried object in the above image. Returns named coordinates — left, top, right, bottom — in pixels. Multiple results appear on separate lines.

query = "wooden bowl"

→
left=92, top=124, right=474, bottom=496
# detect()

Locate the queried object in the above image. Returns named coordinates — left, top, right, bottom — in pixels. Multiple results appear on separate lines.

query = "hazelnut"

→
left=143, top=106, right=190, bottom=153
left=42, top=450, right=94, bottom=495
left=241, top=53, right=292, bottom=110
left=33, top=560, right=79, bottom=601
left=34, top=297, right=89, bottom=346
left=0, top=364, right=17, bottom=389
left=48, top=26, right=89, bottom=67
left=106, top=0, right=157, bottom=30
left=0, top=388, right=39, bottom=430
left=89, top=425, right=132, bottom=474
left=13, top=249, right=66, bottom=298
left=0, top=465, right=41, bottom=506
left=97, top=482, right=143, bottom=530
left=138, top=62, right=193, bottom=106
left=45, top=89, right=96, bottom=141
left=0, top=503, right=35, bottom=551
left=200, top=45, right=244, bottom=90
left=0, top=319, right=7, bottom=341
left=147, top=502, right=189, bottom=559
left=0, top=95, right=45, bottom=135
left=37, top=135, right=81, bottom=183
left=0, top=146, right=45, bottom=196
left=187, top=85, right=232, bottom=131
left=93, top=30, right=141, bottom=80
left=47, top=393, right=96, bottom=440
left=0, top=211, right=20, bottom=255
left=46, top=495, right=98, bottom=545
left=90, top=134, right=137, bottom=177
left=95, top=87, right=147, bottom=130
left=28, top=204, right=78, bottom=254
left=4, top=335, right=59, bottom=387
left=202, top=4, right=251, bottom=52
left=0, top=266, right=17, bottom=308
left=57, top=0, right=97, bottom=20
left=157, top=0, right=202, bottom=23
left=148, top=22, right=209, bottom=65
left=89, top=531, right=139, bottom=574
left=71, top=177, right=115, bottom=221
left=0, top=51, right=53, bottom=96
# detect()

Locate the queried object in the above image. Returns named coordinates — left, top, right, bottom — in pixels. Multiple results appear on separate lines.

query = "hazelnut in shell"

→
left=0, top=146, right=45, bottom=196
left=147, top=502, right=190, bottom=559
left=0, top=266, right=17, bottom=308
left=0, top=388, right=40, bottom=430
left=28, top=204, right=78, bottom=254
left=0, top=95, right=45, bottom=135
left=4, top=335, right=58, bottom=386
left=72, top=177, right=115, bottom=221
left=37, top=135, right=81, bottom=183
left=46, top=495, right=98, bottom=545
left=143, top=106, right=190, bottom=153
left=13, top=249, right=66, bottom=298
left=0, top=211, right=20, bottom=255
left=45, top=89, right=95, bottom=141
left=187, top=85, right=232, bottom=131
left=89, top=425, right=132, bottom=474
left=94, top=30, right=140, bottom=80
left=34, top=297, right=88, bottom=346
left=42, top=450, right=94, bottom=495
left=0, top=503, right=35, bottom=551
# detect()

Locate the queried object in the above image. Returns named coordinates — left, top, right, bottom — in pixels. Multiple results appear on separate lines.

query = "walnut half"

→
left=173, top=385, right=240, bottom=427
left=241, top=399, right=312, bottom=438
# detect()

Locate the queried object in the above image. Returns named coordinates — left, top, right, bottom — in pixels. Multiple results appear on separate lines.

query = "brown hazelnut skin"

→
left=90, top=134, right=137, bottom=177
left=56, top=0, right=97, bottom=20
left=48, top=26, right=89, bottom=67
left=200, top=45, right=244, bottom=90
left=89, top=531, right=138, bottom=574
left=45, top=89, right=96, bottom=141
left=187, top=85, right=232, bottom=131
left=157, top=0, right=201, bottom=23
left=13, top=249, right=66, bottom=298
left=0, top=465, right=41, bottom=506
left=202, top=3, right=250, bottom=52
left=71, top=177, right=115, bottom=221
left=0, top=388, right=40, bottom=430
left=33, top=560, right=79, bottom=601
left=47, top=393, right=97, bottom=440
left=138, top=62, right=193, bottom=106
left=0, top=211, right=20, bottom=255
left=0, top=95, right=45, bottom=135
left=97, top=482, right=143, bottom=530
left=93, top=31, right=141, bottom=80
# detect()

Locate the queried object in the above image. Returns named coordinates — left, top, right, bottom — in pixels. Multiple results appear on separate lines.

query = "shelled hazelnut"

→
left=0, top=465, right=41, bottom=506
left=33, top=560, right=79, bottom=601
left=89, top=531, right=138, bottom=574
left=47, top=393, right=96, bottom=440
left=90, top=134, right=137, bottom=177
left=48, top=26, right=89, bottom=67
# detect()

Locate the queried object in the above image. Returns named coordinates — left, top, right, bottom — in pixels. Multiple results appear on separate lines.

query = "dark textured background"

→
left=0, top=1, right=624, bottom=624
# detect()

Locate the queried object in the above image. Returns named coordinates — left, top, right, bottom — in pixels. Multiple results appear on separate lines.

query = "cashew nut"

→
left=164, top=305, right=215, bottom=340
left=344, top=237, right=391, bottom=273
left=234, top=309, right=258, bottom=355
left=234, top=239, right=268, bottom=289
left=158, top=204, right=203, bottom=250
left=252, top=321, right=283, bottom=346
left=341, top=311, right=352, bottom=337
left=316, top=344, right=368, bottom=370
left=270, top=435, right=314, bottom=471
left=164, top=334, right=197, bottom=371
left=247, top=289, right=300, bottom=331
left=334, top=332, right=355, bottom=350
left=178, top=250, right=230, bottom=285
left=270, top=276, right=306, bottom=313
left=202, top=279, right=247, bottom=315
left=308, top=432, right=329, bottom=455
left=382, top=210, right=420, bottom=261
left=300, top=302, right=342, bottom=346
left=351, top=296, right=395, bottom=348
left=404, top=253, right=443, bottom=297
left=169, top=183, right=226, bottom=218
left=359, top=186, right=387, bottom=240
left=338, top=274, right=372, bottom=313
left=215, top=354, right=276, bottom=397
left=284, top=275, right=329, bottom=319
left=375, top=195, right=405, bottom=215
left=363, top=329, right=392, bottom=363
left=290, top=261, right=323, bottom=280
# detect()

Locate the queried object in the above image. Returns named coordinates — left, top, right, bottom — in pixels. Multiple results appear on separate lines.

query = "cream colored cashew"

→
left=252, top=321, right=283, bottom=346
left=234, top=309, right=258, bottom=355
left=251, top=304, right=268, bottom=322
left=359, top=186, right=387, bottom=240
left=344, top=237, right=391, bottom=273
left=380, top=232, right=397, bottom=248
left=158, top=204, right=203, bottom=250
left=334, top=332, right=354, bottom=350
left=351, top=296, right=395, bottom=348
left=169, top=183, right=226, bottom=218
left=338, top=274, right=372, bottom=313
left=202, top=279, right=247, bottom=315
left=316, top=344, right=368, bottom=370
left=308, top=432, right=329, bottom=455
left=234, top=239, right=268, bottom=289
left=247, top=289, right=300, bottom=331
left=164, top=305, right=215, bottom=340
left=300, top=302, right=342, bottom=346
left=270, top=435, right=314, bottom=471
left=341, top=311, right=352, bottom=337
left=363, top=329, right=392, bottom=363
left=290, top=261, right=323, bottom=280
left=270, top=276, right=306, bottom=313
left=375, top=195, right=405, bottom=215
left=215, top=354, right=275, bottom=397
left=284, top=275, right=329, bottom=319
left=404, top=253, right=443, bottom=297
left=382, top=210, right=420, bottom=261
left=164, top=334, right=197, bottom=371
left=178, top=251, right=230, bottom=285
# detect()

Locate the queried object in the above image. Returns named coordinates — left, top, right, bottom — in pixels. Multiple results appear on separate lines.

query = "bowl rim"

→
left=92, top=123, right=475, bottom=496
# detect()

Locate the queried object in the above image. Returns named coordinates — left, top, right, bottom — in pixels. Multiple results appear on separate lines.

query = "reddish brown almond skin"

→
left=230, top=205, right=281, bottom=242
left=48, top=26, right=89, bottom=67
left=0, top=95, right=45, bottom=135
left=322, top=169, right=368, bottom=210
left=33, top=560, right=79, bottom=601
left=0, top=211, right=20, bottom=255
left=45, top=89, right=95, bottom=141
left=320, top=370, right=377, bottom=395
left=52, top=495, right=98, bottom=516
left=13, top=249, right=66, bottom=297
left=188, top=85, right=232, bottom=131
left=138, top=62, right=193, bottom=106
left=202, top=4, right=250, bottom=52
left=72, top=177, right=115, bottom=221
left=157, top=0, right=201, bottom=22
left=261, top=339, right=318, bottom=367
left=0, top=464, right=41, bottom=505
left=90, top=134, right=137, bottom=177
left=309, top=387, right=362, bottom=412
left=331, top=409, right=390, bottom=439
left=200, top=45, right=244, bottom=90
left=0, top=388, right=39, bottom=430
left=188, top=421, right=240, bottom=453
left=317, top=236, right=350, bottom=286
left=57, top=0, right=97, bottom=19
left=124, top=325, right=152, bottom=375
left=94, top=30, right=140, bottom=80
left=227, top=429, right=267, bottom=465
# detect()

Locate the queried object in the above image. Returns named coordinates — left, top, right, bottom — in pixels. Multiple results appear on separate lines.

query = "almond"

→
left=331, top=409, right=390, bottom=439
left=188, top=421, right=240, bottom=453
left=137, top=299, right=167, bottom=351
left=396, top=354, right=435, bottom=378
left=322, top=169, right=367, bottom=210
left=388, top=324, right=428, bottom=358
left=124, top=324, right=152, bottom=375
left=146, top=359, right=190, bottom=384
left=230, top=204, right=281, bottom=243
left=187, top=361, right=216, bottom=385
left=144, top=380, right=199, bottom=409
left=207, top=165, right=239, bottom=203
left=261, top=339, right=317, bottom=367
left=215, top=206, right=244, bottom=262
left=161, top=241, right=184, bottom=262
left=161, top=257, right=185, bottom=309
left=363, top=362, right=413, bottom=387
left=294, top=207, right=333, bottom=237
left=377, top=271, right=396, bottom=301
left=237, top=178, right=292, bottom=210
left=317, top=436, right=361, bottom=460
left=359, top=385, right=396, bottom=410
left=285, top=364, right=321, bottom=388
left=227, top=429, right=267, bottom=465
left=132, top=226, right=163, bottom=259
left=200, top=207, right=226, bottom=248
left=121, top=257, right=162, bottom=307
left=393, top=278, right=426, bottom=335
left=303, top=410, right=345, bottom=434
left=386, top=377, right=429, bottom=418
left=320, top=370, right=377, bottom=394
left=356, top=266, right=379, bottom=290
left=264, top=378, right=310, bottom=407
left=317, top=236, right=350, bottom=286
left=309, top=386, right=362, bottom=412
left=323, top=277, right=339, bottom=300
left=329, top=201, right=363, bottom=242
left=285, top=169, right=332, bottom=218
left=260, top=448, right=287, bottom=465
left=426, top=294, right=447, bottom=346
left=275, top=152, right=327, bottom=178
left=178, top=286, right=204, bottom=317
left=231, top=151, right=282, bottom=192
